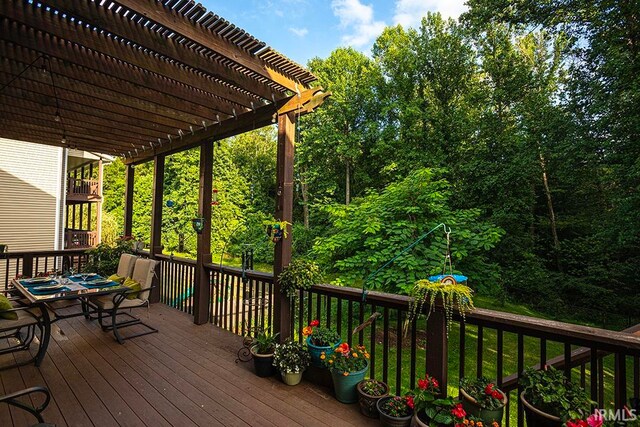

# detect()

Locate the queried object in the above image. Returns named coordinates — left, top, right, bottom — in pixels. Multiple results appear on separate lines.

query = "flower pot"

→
left=460, top=386, right=507, bottom=425
left=357, top=380, right=389, bottom=418
left=377, top=396, right=413, bottom=427
left=250, top=346, right=275, bottom=377
left=306, top=336, right=340, bottom=368
left=410, top=411, right=429, bottom=427
left=520, top=392, right=563, bottom=427
left=281, top=371, right=303, bottom=386
left=330, top=362, right=369, bottom=403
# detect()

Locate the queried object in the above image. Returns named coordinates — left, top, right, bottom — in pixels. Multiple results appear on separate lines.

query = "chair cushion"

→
left=0, top=295, right=18, bottom=320
left=0, top=309, right=39, bottom=332
left=123, top=277, right=141, bottom=300
left=91, top=295, right=146, bottom=310
left=108, top=274, right=125, bottom=284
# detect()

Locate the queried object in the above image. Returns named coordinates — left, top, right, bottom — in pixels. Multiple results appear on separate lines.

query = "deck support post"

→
left=273, top=112, right=295, bottom=341
left=124, top=164, right=134, bottom=237
left=426, top=310, right=448, bottom=396
left=193, top=142, right=213, bottom=325
left=148, top=154, right=165, bottom=304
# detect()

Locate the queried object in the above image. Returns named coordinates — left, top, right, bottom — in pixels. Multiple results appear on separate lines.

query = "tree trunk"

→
left=345, top=160, right=351, bottom=206
left=300, top=168, right=310, bottom=229
left=538, top=149, right=561, bottom=270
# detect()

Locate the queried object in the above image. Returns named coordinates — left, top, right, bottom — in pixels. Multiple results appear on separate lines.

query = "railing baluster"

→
left=347, top=301, right=353, bottom=348
left=517, top=333, right=524, bottom=427
left=477, top=325, right=484, bottom=378
left=540, top=337, right=547, bottom=368
left=564, top=342, right=572, bottom=380
left=336, top=297, right=343, bottom=338
left=497, top=329, right=503, bottom=388
left=234, top=276, right=240, bottom=336
left=316, top=291, right=321, bottom=322
left=459, top=321, right=466, bottom=390
left=590, top=347, right=598, bottom=406
left=297, top=289, right=304, bottom=343
left=580, top=362, right=586, bottom=389
left=396, top=309, right=402, bottom=395
left=326, top=296, right=332, bottom=329
left=614, top=353, right=627, bottom=410
left=598, top=355, right=605, bottom=407
left=306, top=290, right=312, bottom=325
left=383, top=307, right=389, bottom=385
left=358, top=302, right=364, bottom=345
left=410, top=315, right=417, bottom=389
left=634, top=356, right=639, bottom=404
left=370, top=303, right=377, bottom=380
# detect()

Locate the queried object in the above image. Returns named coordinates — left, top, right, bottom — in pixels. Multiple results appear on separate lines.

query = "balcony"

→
left=64, top=229, right=98, bottom=249
left=66, top=178, right=101, bottom=203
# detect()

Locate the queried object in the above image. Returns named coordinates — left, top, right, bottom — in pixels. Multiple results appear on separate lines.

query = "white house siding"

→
left=0, top=138, right=65, bottom=252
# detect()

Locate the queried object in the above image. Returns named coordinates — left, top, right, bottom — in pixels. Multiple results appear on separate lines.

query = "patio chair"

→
left=0, top=386, right=54, bottom=426
left=90, top=258, right=159, bottom=344
left=0, top=296, right=51, bottom=370
left=115, top=253, right=138, bottom=279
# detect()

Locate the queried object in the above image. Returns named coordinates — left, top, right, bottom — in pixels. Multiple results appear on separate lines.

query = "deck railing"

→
left=66, top=178, right=100, bottom=197
left=64, top=229, right=98, bottom=249
left=0, top=249, right=89, bottom=289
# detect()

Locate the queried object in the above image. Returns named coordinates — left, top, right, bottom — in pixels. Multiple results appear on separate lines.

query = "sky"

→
left=199, top=0, right=467, bottom=66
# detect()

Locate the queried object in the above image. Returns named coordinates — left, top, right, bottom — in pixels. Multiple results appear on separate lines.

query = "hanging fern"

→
left=409, top=279, right=475, bottom=336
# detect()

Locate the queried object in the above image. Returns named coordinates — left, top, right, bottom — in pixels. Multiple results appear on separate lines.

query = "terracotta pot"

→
left=460, top=386, right=507, bottom=425
left=250, top=345, right=275, bottom=377
left=520, top=392, right=563, bottom=427
left=356, top=379, right=389, bottom=418
left=377, top=396, right=413, bottom=427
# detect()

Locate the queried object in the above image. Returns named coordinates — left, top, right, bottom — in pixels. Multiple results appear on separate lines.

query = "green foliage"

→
left=84, top=238, right=134, bottom=276
left=277, top=259, right=323, bottom=298
left=459, top=377, right=506, bottom=410
left=359, top=379, right=388, bottom=397
left=272, top=340, right=310, bottom=374
left=410, top=280, right=475, bottom=335
left=249, top=329, right=279, bottom=355
left=312, top=169, right=503, bottom=294
left=378, top=396, right=413, bottom=418
left=520, top=367, right=593, bottom=421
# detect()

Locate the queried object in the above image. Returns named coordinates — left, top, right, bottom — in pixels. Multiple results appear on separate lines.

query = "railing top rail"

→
left=204, top=262, right=274, bottom=281
left=155, top=253, right=197, bottom=266
left=309, top=283, right=640, bottom=352
left=0, top=248, right=88, bottom=259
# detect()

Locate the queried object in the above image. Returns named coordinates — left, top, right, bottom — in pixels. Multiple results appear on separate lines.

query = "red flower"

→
left=485, top=383, right=494, bottom=394
left=491, top=390, right=503, bottom=400
left=418, top=378, right=429, bottom=390
left=310, top=320, right=320, bottom=327
left=432, top=378, right=439, bottom=388
left=567, top=420, right=589, bottom=427
left=406, top=396, right=414, bottom=409
left=451, top=403, right=466, bottom=419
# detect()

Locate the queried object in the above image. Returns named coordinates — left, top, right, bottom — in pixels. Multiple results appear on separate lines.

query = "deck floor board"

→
left=2, top=303, right=376, bottom=427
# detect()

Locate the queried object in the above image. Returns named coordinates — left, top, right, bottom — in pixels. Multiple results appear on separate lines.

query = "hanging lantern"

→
left=192, top=217, right=205, bottom=234
left=211, top=188, right=219, bottom=206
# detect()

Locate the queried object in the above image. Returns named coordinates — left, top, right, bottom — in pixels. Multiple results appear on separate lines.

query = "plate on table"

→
left=33, top=283, right=65, bottom=291
left=24, top=277, right=53, bottom=284
left=81, top=279, right=114, bottom=287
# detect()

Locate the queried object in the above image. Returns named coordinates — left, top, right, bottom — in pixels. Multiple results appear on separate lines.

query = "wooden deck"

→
left=1, top=303, right=376, bottom=427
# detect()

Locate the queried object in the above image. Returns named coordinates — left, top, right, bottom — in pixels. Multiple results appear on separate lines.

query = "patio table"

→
left=11, top=276, right=127, bottom=316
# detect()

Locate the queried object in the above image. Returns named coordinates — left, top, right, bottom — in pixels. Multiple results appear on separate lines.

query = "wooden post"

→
left=124, top=164, right=134, bottom=237
left=273, top=112, right=295, bottom=341
left=426, top=310, right=448, bottom=396
left=96, top=159, right=103, bottom=244
left=150, top=155, right=165, bottom=258
left=148, top=155, right=165, bottom=304
left=193, top=142, right=213, bottom=325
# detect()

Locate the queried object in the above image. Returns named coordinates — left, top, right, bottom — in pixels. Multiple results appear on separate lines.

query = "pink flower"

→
left=587, top=413, right=603, bottom=427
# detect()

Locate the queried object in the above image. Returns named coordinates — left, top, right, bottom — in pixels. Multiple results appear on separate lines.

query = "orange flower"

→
left=476, top=423, right=483, bottom=427
left=302, top=326, right=312, bottom=336
left=352, top=352, right=358, bottom=358
left=492, top=423, right=499, bottom=427
left=343, top=371, right=349, bottom=376
left=328, top=359, right=333, bottom=364
left=320, top=353, right=326, bottom=360
left=337, top=343, right=350, bottom=354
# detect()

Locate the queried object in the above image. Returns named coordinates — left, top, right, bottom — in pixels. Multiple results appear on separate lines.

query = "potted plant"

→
left=408, top=373, right=470, bottom=427
left=301, top=319, right=340, bottom=367
left=520, top=367, right=593, bottom=427
left=377, top=396, right=414, bottom=427
left=459, top=377, right=507, bottom=425
left=248, top=329, right=280, bottom=377
left=321, top=342, right=369, bottom=403
left=272, top=339, right=311, bottom=386
left=357, top=378, right=390, bottom=418
left=278, top=259, right=322, bottom=299
left=409, top=275, right=474, bottom=336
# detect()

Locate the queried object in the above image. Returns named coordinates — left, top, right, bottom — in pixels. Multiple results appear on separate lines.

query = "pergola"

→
left=0, top=0, right=328, bottom=331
